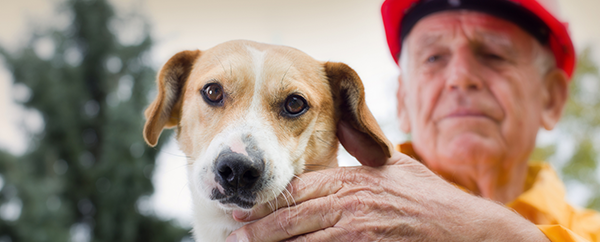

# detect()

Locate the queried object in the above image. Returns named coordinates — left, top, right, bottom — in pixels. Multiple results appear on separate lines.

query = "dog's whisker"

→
left=292, top=174, right=307, bottom=188
left=272, top=190, right=278, bottom=207
left=315, top=136, right=336, bottom=148
left=281, top=187, right=292, bottom=225
left=279, top=61, right=294, bottom=91
left=157, top=150, right=191, bottom=159
left=304, top=163, right=335, bottom=169
left=214, top=55, right=228, bottom=76
left=303, top=166, right=340, bottom=174
left=229, top=59, right=233, bottom=78
left=304, top=167, right=330, bottom=173
left=281, top=188, right=291, bottom=211
left=283, top=186, right=298, bottom=226
left=158, top=164, right=192, bottom=177
left=271, top=190, right=281, bottom=223
left=303, top=164, right=336, bottom=173
left=304, top=169, right=332, bottom=179
left=179, top=181, right=191, bottom=197
left=266, top=197, right=275, bottom=213
left=284, top=187, right=295, bottom=208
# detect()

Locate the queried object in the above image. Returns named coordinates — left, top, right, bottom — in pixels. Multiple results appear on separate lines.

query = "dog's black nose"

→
left=215, top=154, right=263, bottom=190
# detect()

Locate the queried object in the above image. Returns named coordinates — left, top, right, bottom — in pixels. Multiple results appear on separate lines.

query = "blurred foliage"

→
left=533, top=47, right=600, bottom=211
left=0, top=0, right=189, bottom=241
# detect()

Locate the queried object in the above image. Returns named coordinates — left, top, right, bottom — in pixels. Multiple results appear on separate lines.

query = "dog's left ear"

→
left=324, top=62, right=393, bottom=166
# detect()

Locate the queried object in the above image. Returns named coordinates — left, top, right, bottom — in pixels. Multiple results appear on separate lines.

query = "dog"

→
left=143, top=40, right=392, bottom=241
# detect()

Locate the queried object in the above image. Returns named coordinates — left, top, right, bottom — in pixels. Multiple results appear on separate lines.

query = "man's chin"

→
left=437, top=133, right=504, bottom=165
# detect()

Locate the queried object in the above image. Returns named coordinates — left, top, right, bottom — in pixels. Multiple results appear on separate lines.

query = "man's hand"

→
left=225, top=123, right=550, bottom=242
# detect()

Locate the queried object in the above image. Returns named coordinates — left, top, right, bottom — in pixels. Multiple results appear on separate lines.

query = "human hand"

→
left=225, top=122, right=550, bottom=242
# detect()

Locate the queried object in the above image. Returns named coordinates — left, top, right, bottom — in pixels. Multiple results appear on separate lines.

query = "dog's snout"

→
left=215, top=153, right=263, bottom=190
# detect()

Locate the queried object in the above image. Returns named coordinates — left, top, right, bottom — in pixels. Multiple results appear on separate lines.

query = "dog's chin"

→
left=217, top=197, right=256, bottom=210
left=211, top=189, right=257, bottom=210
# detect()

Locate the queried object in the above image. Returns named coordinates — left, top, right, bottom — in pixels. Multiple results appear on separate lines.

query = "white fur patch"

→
left=246, top=46, right=267, bottom=113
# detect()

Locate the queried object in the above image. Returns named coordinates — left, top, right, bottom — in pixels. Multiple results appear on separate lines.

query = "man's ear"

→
left=143, top=50, right=201, bottom=147
left=540, top=68, right=568, bottom=130
left=324, top=62, right=393, bottom=166
left=397, top=75, right=411, bottom=133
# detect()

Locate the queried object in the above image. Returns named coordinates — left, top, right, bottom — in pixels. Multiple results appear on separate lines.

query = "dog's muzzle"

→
left=211, top=150, right=265, bottom=209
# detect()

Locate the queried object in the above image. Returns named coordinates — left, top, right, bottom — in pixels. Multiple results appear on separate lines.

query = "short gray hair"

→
left=533, top=41, right=557, bottom=76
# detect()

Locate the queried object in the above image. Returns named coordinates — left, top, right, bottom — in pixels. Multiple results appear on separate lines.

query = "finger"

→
left=228, top=196, right=343, bottom=242
left=385, top=149, right=414, bottom=166
left=288, top=227, right=349, bottom=242
left=233, top=169, right=346, bottom=221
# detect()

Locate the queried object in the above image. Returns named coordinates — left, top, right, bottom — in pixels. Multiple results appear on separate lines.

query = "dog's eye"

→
left=284, top=95, right=308, bottom=116
left=201, top=83, right=224, bottom=105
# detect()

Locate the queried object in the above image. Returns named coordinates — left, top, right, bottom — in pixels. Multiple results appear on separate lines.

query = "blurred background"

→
left=0, top=0, right=598, bottom=241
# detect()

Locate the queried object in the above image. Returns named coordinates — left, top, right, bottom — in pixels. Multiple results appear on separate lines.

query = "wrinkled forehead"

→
left=407, top=10, right=536, bottom=53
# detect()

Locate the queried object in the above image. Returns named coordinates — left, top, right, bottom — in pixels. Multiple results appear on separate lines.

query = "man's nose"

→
left=445, top=48, right=483, bottom=91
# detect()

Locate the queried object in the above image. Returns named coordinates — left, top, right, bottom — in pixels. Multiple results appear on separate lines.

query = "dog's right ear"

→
left=324, top=62, right=393, bottom=167
left=143, top=50, right=201, bottom=147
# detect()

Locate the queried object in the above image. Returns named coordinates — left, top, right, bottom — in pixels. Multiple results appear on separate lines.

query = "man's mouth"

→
left=446, top=113, right=487, bottom=119
left=211, top=189, right=256, bottom=209
left=440, top=108, right=495, bottom=121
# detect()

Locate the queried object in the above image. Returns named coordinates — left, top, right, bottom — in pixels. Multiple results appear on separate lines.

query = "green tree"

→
left=532, top=47, right=600, bottom=211
left=0, top=0, right=189, bottom=241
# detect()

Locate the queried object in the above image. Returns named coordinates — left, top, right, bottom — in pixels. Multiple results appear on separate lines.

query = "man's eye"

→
left=427, top=55, right=441, bottom=63
left=483, top=53, right=504, bottom=61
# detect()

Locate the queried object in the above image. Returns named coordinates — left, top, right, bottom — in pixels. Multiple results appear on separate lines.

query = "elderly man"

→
left=226, top=0, right=600, bottom=241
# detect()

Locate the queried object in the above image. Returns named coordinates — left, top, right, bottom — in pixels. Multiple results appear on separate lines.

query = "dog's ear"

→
left=324, top=62, right=393, bottom=166
left=144, top=50, right=201, bottom=147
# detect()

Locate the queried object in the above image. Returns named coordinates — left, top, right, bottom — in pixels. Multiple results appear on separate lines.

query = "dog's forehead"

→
left=190, top=40, right=326, bottom=87
left=206, top=40, right=318, bottom=64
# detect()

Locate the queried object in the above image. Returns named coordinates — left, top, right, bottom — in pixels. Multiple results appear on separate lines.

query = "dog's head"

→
left=143, top=40, right=392, bottom=210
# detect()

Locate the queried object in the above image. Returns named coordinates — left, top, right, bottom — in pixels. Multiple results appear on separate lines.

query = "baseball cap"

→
left=381, top=0, right=576, bottom=77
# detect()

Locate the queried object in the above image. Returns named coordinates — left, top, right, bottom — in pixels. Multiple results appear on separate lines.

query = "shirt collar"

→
left=396, top=142, right=567, bottom=224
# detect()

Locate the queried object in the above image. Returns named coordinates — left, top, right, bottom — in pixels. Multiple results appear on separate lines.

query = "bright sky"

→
left=0, top=0, right=599, bottom=228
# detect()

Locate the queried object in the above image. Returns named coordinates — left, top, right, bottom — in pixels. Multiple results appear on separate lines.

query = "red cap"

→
left=381, top=0, right=576, bottom=78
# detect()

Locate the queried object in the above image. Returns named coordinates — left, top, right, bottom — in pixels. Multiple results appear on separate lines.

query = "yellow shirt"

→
left=397, top=143, right=600, bottom=242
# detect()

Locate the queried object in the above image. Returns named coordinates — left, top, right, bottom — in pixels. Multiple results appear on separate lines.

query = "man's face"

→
left=398, top=11, right=565, bottom=179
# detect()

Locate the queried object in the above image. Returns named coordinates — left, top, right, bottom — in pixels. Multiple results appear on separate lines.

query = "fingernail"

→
left=233, top=210, right=250, bottom=221
left=226, top=233, right=237, bottom=242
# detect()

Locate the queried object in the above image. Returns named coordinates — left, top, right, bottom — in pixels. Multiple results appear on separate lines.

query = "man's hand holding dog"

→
left=226, top=122, right=549, bottom=242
